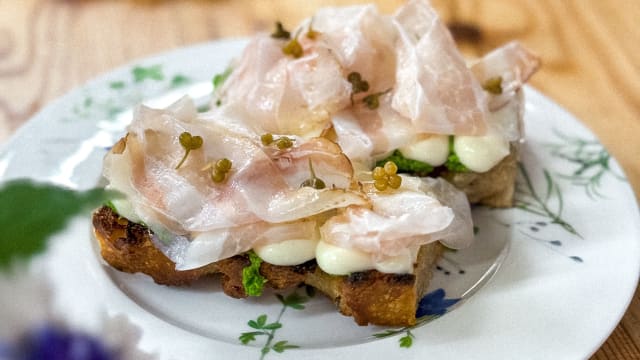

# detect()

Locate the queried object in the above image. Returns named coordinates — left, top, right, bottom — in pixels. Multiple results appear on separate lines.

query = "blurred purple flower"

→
left=0, top=266, right=154, bottom=360
left=16, top=324, right=115, bottom=360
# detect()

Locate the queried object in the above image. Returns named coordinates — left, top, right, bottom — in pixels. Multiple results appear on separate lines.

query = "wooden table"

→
left=1, top=1, right=638, bottom=358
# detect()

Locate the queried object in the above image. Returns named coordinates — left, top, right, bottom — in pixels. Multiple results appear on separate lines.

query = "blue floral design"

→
left=416, top=288, right=460, bottom=317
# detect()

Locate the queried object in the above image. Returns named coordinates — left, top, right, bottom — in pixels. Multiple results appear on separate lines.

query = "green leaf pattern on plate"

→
left=65, top=64, right=191, bottom=122
left=509, top=129, right=627, bottom=264
left=546, top=129, right=626, bottom=199
left=239, top=291, right=309, bottom=359
left=515, top=162, right=581, bottom=238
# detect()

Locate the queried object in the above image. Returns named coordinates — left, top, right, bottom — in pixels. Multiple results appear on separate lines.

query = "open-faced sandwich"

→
left=92, top=0, right=539, bottom=326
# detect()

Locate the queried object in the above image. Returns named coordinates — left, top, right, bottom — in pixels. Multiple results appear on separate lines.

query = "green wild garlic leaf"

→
left=242, top=251, right=267, bottom=296
left=444, top=136, right=469, bottom=172
left=376, top=150, right=433, bottom=176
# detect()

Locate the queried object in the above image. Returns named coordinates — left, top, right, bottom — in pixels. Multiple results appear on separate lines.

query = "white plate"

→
left=1, top=39, right=639, bottom=360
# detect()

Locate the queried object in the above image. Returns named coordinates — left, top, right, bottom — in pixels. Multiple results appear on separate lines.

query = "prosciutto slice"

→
left=333, top=43, right=539, bottom=161
left=391, top=0, right=488, bottom=136
left=320, top=176, right=473, bottom=258
left=470, top=41, right=541, bottom=111
left=215, top=0, right=539, bottom=148
left=306, top=4, right=397, bottom=93
left=215, top=35, right=350, bottom=137
left=331, top=95, right=415, bottom=164
left=213, top=4, right=398, bottom=138
left=103, top=97, right=367, bottom=237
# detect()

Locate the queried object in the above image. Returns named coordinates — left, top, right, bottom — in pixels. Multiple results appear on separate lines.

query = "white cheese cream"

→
left=453, top=127, right=510, bottom=173
left=315, top=240, right=373, bottom=275
left=400, top=130, right=509, bottom=174
left=252, top=239, right=417, bottom=275
left=114, top=199, right=416, bottom=275
left=315, top=240, right=416, bottom=275
left=398, top=134, right=449, bottom=167
left=253, top=238, right=319, bottom=266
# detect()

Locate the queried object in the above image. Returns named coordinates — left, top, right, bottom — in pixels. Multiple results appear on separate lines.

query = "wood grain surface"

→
left=1, top=1, right=638, bottom=358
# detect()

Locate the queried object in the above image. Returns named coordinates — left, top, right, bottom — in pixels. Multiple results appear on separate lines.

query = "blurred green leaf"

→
left=0, top=179, right=115, bottom=270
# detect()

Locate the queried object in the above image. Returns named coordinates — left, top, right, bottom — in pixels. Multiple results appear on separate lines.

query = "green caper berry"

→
left=192, top=136, right=203, bottom=148
left=306, top=18, right=319, bottom=40
left=383, top=161, right=398, bottom=175
left=372, top=166, right=387, bottom=180
left=216, top=158, right=232, bottom=173
left=283, top=39, right=303, bottom=58
left=211, top=170, right=226, bottom=183
left=276, top=137, right=293, bottom=149
left=176, top=132, right=203, bottom=169
left=388, top=174, right=402, bottom=189
left=374, top=179, right=388, bottom=191
left=180, top=132, right=203, bottom=150
left=347, top=72, right=370, bottom=93
left=307, top=28, right=319, bottom=40
left=482, top=76, right=503, bottom=95
left=179, top=132, right=191, bottom=147
left=357, top=81, right=370, bottom=93
left=261, top=133, right=274, bottom=146
left=363, top=94, right=380, bottom=109
left=347, top=72, right=361, bottom=83
left=300, top=159, right=326, bottom=190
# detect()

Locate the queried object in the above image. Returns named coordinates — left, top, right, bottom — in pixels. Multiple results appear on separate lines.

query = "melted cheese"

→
left=398, top=134, right=449, bottom=166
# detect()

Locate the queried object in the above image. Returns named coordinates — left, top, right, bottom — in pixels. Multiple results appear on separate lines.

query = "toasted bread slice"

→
left=91, top=146, right=516, bottom=325
left=92, top=206, right=443, bottom=326
left=440, top=145, right=519, bottom=208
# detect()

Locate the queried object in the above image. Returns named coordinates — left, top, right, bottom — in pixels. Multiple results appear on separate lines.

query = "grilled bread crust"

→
left=92, top=206, right=443, bottom=326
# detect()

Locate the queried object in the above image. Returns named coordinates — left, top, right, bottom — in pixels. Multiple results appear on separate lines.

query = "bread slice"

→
left=440, top=145, right=519, bottom=208
left=92, top=205, right=443, bottom=326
